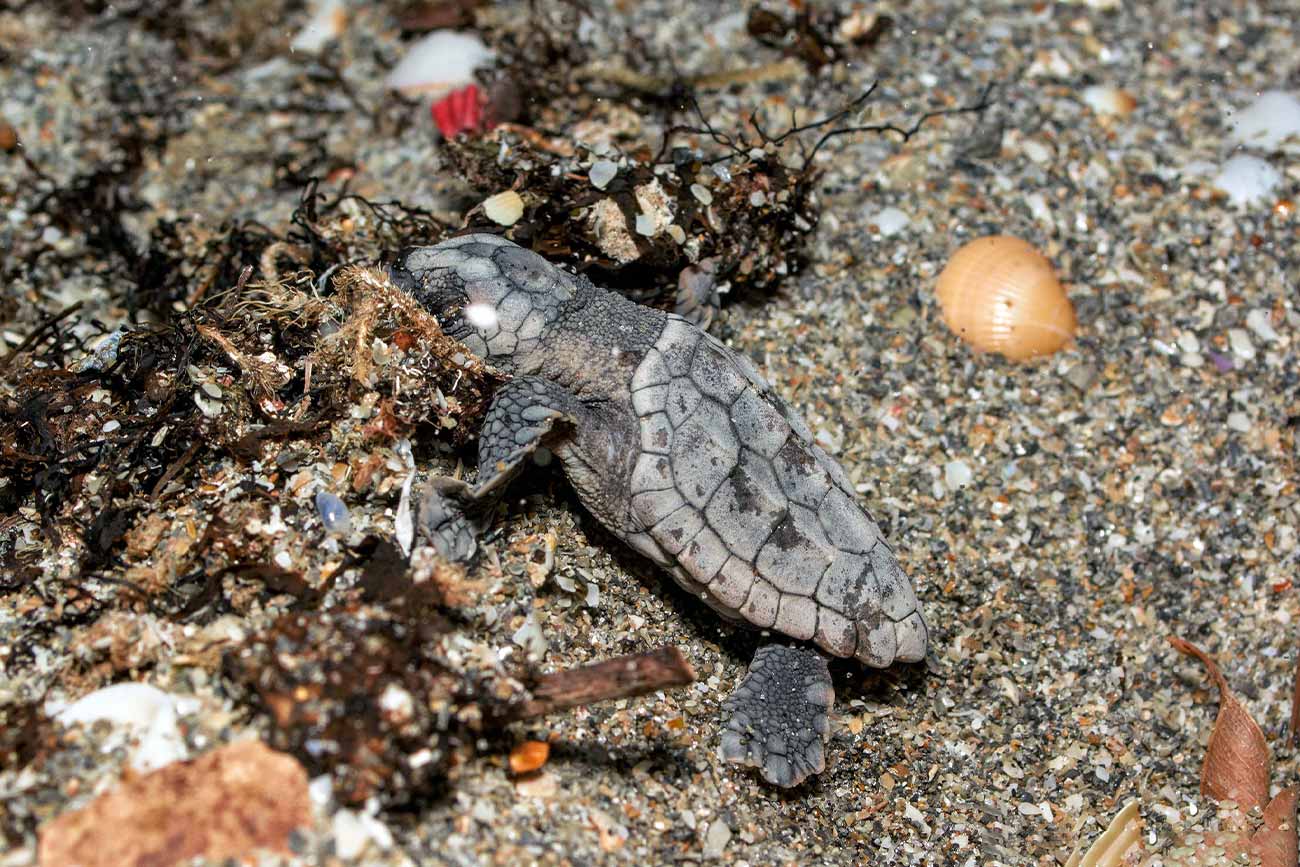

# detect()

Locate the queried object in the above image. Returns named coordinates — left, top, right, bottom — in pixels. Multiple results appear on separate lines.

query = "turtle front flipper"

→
left=720, top=645, right=834, bottom=788
left=416, top=375, right=579, bottom=562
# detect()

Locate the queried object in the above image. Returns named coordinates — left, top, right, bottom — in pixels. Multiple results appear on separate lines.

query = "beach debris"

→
left=935, top=236, right=1077, bottom=361
left=386, top=30, right=494, bottom=96
left=481, top=190, right=524, bottom=226
left=508, top=740, right=550, bottom=775
left=315, top=490, right=352, bottom=535
left=1080, top=85, right=1137, bottom=117
left=1064, top=800, right=1141, bottom=867
left=53, top=682, right=198, bottom=772
left=1230, top=90, right=1300, bottom=152
left=432, top=83, right=488, bottom=138
left=38, top=741, right=311, bottom=867
left=1213, top=154, right=1283, bottom=208
left=290, top=0, right=347, bottom=55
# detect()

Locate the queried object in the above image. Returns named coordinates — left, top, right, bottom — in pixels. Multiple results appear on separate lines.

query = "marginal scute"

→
left=868, top=542, right=918, bottom=621
left=680, top=527, right=729, bottom=585
left=710, top=556, right=755, bottom=612
left=631, top=487, right=684, bottom=525
left=631, top=382, right=669, bottom=417
left=893, top=611, right=929, bottom=663
left=654, top=504, right=705, bottom=556
left=815, top=551, right=865, bottom=615
left=814, top=607, right=856, bottom=658
left=819, top=486, right=883, bottom=553
left=630, top=348, right=669, bottom=392
left=775, top=593, right=818, bottom=641
left=772, top=437, right=832, bottom=509
left=691, top=340, right=745, bottom=404
left=854, top=611, right=897, bottom=668
left=739, top=578, right=779, bottom=629
left=639, top=412, right=673, bottom=455
left=631, top=452, right=673, bottom=493
left=659, top=318, right=699, bottom=376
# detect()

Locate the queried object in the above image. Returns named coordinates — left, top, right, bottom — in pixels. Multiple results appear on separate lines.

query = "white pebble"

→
left=1227, top=411, right=1252, bottom=433
left=1227, top=328, right=1256, bottom=360
left=748, top=191, right=766, bottom=207
left=871, top=207, right=910, bottom=237
left=690, top=183, right=713, bottom=205
left=1245, top=309, right=1280, bottom=343
left=588, top=160, right=618, bottom=190
left=1213, top=154, right=1282, bottom=207
left=290, top=0, right=346, bottom=55
left=635, top=213, right=656, bottom=236
left=944, top=460, right=973, bottom=490
left=1230, top=90, right=1300, bottom=153
left=101, top=419, right=120, bottom=433
left=1080, top=85, right=1136, bottom=116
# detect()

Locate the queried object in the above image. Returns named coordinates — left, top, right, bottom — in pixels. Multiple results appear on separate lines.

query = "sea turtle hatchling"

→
left=389, top=234, right=929, bottom=788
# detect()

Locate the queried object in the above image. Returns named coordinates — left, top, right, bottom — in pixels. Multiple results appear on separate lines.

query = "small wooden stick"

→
left=507, top=645, right=695, bottom=722
left=1290, top=649, right=1300, bottom=746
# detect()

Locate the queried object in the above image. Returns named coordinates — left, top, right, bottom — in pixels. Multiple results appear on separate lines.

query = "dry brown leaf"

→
left=1066, top=800, right=1143, bottom=867
left=1169, top=636, right=1270, bottom=810
left=1252, top=788, right=1299, bottom=867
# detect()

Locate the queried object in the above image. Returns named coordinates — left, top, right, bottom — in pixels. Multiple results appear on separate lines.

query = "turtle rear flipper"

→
left=720, top=644, right=834, bottom=788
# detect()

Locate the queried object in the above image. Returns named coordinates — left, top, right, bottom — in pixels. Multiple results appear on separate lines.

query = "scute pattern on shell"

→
left=625, top=317, right=928, bottom=667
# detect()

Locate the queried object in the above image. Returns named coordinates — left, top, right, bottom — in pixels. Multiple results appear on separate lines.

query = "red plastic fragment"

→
left=432, top=84, right=487, bottom=139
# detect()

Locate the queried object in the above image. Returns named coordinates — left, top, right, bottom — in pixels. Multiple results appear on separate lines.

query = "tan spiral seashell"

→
left=935, top=236, right=1077, bottom=361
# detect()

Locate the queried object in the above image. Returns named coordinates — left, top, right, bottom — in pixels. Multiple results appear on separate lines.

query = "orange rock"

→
left=509, top=740, right=550, bottom=775
left=39, top=740, right=311, bottom=867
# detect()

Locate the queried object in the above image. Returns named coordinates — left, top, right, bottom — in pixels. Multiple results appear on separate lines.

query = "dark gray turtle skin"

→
left=390, top=234, right=929, bottom=787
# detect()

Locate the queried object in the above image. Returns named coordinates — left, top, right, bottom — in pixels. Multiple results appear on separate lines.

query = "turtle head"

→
left=388, top=234, right=576, bottom=368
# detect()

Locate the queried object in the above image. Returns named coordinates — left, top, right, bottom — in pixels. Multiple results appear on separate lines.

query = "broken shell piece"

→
left=386, top=31, right=494, bottom=96
left=588, top=198, right=639, bottom=263
left=482, top=191, right=524, bottom=226
left=1080, top=85, right=1137, bottom=116
left=290, top=0, right=346, bottom=55
left=935, top=236, right=1076, bottom=361
left=1065, top=800, right=1142, bottom=867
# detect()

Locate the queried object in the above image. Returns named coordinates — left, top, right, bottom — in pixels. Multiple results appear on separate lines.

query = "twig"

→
left=1290, top=649, right=1299, bottom=746
left=0, top=300, right=84, bottom=369
left=506, top=645, right=696, bottom=722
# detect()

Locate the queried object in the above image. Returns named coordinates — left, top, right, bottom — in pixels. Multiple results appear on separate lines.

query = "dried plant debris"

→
left=223, top=600, right=694, bottom=806
left=1169, top=636, right=1270, bottom=810
left=1066, top=800, right=1142, bottom=867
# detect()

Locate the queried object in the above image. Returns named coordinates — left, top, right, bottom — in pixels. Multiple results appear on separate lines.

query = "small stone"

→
left=1064, top=363, right=1097, bottom=392
left=690, top=183, right=713, bottom=205
left=509, top=740, right=550, bottom=775
left=944, top=460, right=973, bottom=490
left=1080, top=85, right=1137, bottom=116
left=315, top=491, right=352, bottom=535
left=871, top=206, right=910, bottom=237
left=331, top=809, right=370, bottom=860
left=1226, top=412, right=1251, bottom=433
left=702, top=818, right=731, bottom=859
left=589, top=160, right=618, bottom=190
left=1213, top=155, right=1282, bottom=208
left=1227, top=328, right=1256, bottom=360
left=1245, top=309, right=1280, bottom=343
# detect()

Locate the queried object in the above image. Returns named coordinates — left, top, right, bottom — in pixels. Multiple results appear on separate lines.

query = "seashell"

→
left=1080, top=85, right=1137, bottom=117
left=935, top=236, right=1076, bottom=361
left=482, top=190, right=524, bottom=226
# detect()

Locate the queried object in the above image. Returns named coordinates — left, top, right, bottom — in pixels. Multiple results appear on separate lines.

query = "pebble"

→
left=1227, top=328, right=1256, bottom=360
left=702, top=818, right=731, bottom=859
left=1230, top=90, right=1300, bottom=152
left=870, top=206, right=910, bottom=237
left=1063, top=363, right=1097, bottom=392
left=690, top=183, right=713, bottom=205
left=315, top=491, right=352, bottom=535
left=1226, top=412, right=1251, bottom=433
left=1245, top=309, right=1280, bottom=343
left=944, top=460, right=973, bottom=490
left=1213, top=154, right=1282, bottom=207
left=589, top=160, right=617, bottom=190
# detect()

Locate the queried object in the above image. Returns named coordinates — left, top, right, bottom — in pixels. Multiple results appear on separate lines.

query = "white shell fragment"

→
left=588, top=160, right=618, bottom=190
left=482, top=190, right=524, bottom=226
left=290, top=0, right=347, bottom=55
left=1213, top=154, right=1282, bottom=208
left=871, top=206, right=910, bottom=237
left=1230, top=90, right=1300, bottom=152
left=1080, top=85, right=1137, bottom=116
left=53, top=683, right=200, bottom=771
left=386, top=31, right=494, bottom=96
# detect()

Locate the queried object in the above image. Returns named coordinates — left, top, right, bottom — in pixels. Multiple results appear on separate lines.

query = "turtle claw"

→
left=720, top=645, right=834, bottom=788
left=415, top=478, right=481, bottom=564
